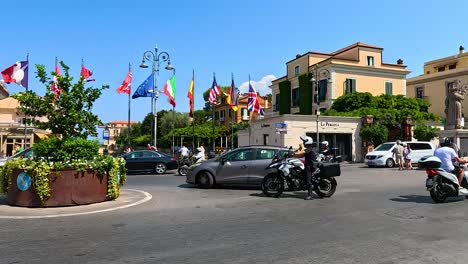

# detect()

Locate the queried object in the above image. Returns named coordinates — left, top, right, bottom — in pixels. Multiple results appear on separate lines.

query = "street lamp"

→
left=139, top=47, right=173, bottom=149
left=310, top=66, right=331, bottom=148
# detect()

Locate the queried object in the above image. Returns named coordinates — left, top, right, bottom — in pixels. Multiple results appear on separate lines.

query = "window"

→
left=220, top=110, right=225, bottom=121
left=416, top=87, right=424, bottom=99
left=143, top=151, right=161, bottom=158
left=274, top=93, right=280, bottom=112
left=345, top=79, right=356, bottom=94
left=409, top=143, right=432, bottom=150
left=129, top=152, right=143, bottom=159
left=228, top=108, right=233, bottom=118
left=215, top=111, right=219, bottom=120
left=263, top=134, right=269, bottom=146
left=226, top=149, right=253, bottom=161
left=291, top=88, right=300, bottom=107
left=221, top=97, right=226, bottom=104
left=449, top=64, right=457, bottom=70
left=114, top=129, right=119, bottom=136
left=294, top=66, right=300, bottom=76
left=241, top=108, right=249, bottom=120
left=438, top=66, right=445, bottom=72
left=318, top=80, right=327, bottom=102
left=256, top=148, right=276, bottom=159
left=367, top=56, right=374, bottom=66
left=385, top=82, right=393, bottom=95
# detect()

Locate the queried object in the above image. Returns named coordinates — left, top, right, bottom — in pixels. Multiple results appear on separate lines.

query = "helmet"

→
left=322, top=141, right=329, bottom=147
left=441, top=137, right=452, bottom=147
left=300, top=135, right=313, bottom=145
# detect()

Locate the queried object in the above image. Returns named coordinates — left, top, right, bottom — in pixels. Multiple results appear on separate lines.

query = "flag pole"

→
left=23, top=53, right=29, bottom=150
left=172, top=106, right=175, bottom=156
left=127, top=63, right=131, bottom=148
left=212, top=73, right=216, bottom=153
left=191, top=69, right=195, bottom=152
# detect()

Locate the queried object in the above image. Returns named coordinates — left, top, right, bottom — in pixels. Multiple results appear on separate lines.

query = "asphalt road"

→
left=1, top=165, right=468, bottom=264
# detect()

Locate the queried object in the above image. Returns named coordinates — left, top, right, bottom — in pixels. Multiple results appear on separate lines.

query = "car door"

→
left=216, top=148, right=253, bottom=185
left=248, top=148, right=278, bottom=185
left=124, top=151, right=144, bottom=171
left=142, top=151, right=161, bottom=171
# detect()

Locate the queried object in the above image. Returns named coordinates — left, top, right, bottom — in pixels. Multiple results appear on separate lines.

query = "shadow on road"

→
left=390, top=195, right=434, bottom=204
left=249, top=192, right=319, bottom=200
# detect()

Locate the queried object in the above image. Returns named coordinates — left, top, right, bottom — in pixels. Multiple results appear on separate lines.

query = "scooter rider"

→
left=294, top=135, right=318, bottom=200
left=434, top=137, right=467, bottom=188
left=321, top=141, right=332, bottom=156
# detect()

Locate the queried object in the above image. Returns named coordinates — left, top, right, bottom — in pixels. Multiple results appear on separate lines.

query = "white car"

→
left=365, top=141, right=434, bottom=168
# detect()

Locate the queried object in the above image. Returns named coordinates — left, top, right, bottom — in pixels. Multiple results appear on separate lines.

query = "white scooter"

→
left=421, top=156, right=468, bottom=203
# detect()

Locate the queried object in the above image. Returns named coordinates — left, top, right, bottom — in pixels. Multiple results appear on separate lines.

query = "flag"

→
left=187, top=70, right=194, bottom=117
left=51, top=59, right=62, bottom=99
left=209, top=74, right=221, bottom=105
left=247, top=79, right=265, bottom=116
left=116, top=68, right=132, bottom=95
left=163, top=75, right=176, bottom=107
left=1, top=61, right=28, bottom=88
left=132, top=73, right=154, bottom=99
left=80, top=63, right=95, bottom=82
left=227, top=74, right=239, bottom=111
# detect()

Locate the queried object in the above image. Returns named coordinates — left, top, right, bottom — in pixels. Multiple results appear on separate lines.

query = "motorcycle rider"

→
left=294, top=135, right=318, bottom=200
left=192, top=147, right=206, bottom=163
left=434, top=137, right=467, bottom=188
left=321, top=141, right=332, bottom=156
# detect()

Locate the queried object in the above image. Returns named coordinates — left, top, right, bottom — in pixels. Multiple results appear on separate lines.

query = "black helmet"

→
left=441, top=137, right=452, bottom=147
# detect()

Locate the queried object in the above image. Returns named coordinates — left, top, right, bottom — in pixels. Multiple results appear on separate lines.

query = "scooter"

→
left=421, top=156, right=468, bottom=203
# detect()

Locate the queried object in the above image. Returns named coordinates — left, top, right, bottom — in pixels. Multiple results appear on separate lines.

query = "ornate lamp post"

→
left=139, top=47, right=174, bottom=149
left=310, top=66, right=331, bottom=148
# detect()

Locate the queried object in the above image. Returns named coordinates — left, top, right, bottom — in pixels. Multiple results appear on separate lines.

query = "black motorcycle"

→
left=177, top=156, right=192, bottom=176
left=261, top=150, right=341, bottom=198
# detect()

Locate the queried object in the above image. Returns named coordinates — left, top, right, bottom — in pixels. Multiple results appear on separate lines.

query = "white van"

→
left=364, top=141, right=434, bottom=168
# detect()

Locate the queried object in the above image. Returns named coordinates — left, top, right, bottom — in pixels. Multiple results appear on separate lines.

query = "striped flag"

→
left=116, top=66, right=132, bottom=95
left=227, top=73, right=239, bottom=111
left=163, top=75, right=176, bottom=107
left=209, top=74, right=221, bottom=105
left=187, top=70, right=194, bottom=117
left=247, top=78, right=265, bottom=116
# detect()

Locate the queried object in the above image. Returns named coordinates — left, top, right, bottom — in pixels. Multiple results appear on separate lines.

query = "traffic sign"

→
left=103, top=129, right=110, bottom=141
left=275, top=123, right=287, bottom=128
left=17, top=172, right=31, bottom=191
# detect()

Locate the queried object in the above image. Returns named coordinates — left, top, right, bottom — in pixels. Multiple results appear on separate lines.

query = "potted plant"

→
left=0, top=62, right=126, bottom=207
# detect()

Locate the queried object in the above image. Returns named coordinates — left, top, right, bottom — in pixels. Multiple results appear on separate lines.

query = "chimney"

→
left=296, top=54, right=301, bottom=58
left=460, top=45, right=465, bottom=54
left=397, top=59, right=403, bottom=65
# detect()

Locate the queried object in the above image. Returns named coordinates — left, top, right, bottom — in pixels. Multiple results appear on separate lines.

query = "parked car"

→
left=365, top=141, right=434, bottom=168
left=0, top=148, right=33, bottom=166
left=186, top=146, right=289, bottom=188
left=121, top=150, right=178, bottom=174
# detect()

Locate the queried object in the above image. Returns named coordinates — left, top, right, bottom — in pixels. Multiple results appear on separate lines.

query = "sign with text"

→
left=103, top=129, right=110, bottom=141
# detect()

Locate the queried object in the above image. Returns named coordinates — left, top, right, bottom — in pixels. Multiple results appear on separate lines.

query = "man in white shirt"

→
left=434, top=137, right=466, bottom=186
left=179, top=145, right=189, bottom=158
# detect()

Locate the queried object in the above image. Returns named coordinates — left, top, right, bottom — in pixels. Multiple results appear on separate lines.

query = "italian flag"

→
left=164, top=75, right=176, bottom=107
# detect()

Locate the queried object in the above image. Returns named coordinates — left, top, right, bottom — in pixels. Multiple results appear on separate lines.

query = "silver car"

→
left=186, top=146, right=288, bottom=188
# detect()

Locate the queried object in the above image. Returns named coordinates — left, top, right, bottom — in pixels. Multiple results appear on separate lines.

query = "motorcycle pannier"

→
left=317, top=162, right=341, bottom=178
left=419, top=156, right=441, bottom=169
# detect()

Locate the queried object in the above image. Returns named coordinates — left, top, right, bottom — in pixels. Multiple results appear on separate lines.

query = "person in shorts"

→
left=392, top=140, right=405, bottom=170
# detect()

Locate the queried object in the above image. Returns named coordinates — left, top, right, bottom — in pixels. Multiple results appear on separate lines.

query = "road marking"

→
left=0, top=189, right=152, bottom=219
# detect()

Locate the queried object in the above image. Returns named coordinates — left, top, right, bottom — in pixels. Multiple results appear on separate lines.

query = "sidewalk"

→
left=0, top=189, right=151, bottom=219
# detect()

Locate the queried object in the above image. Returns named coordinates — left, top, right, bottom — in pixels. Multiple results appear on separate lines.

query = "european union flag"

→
left=132, top=73, right=154, bottom=99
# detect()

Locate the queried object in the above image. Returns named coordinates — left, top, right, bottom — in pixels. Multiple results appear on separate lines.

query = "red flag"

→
left=80, top=64, right=95, bottom=82
left=116, top=68, right=132, bottom=95
left=51, top=59, right=62, bottom=99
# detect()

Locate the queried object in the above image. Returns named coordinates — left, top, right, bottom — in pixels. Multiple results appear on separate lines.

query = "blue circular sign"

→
left=17, top=172, right=32, bottom=191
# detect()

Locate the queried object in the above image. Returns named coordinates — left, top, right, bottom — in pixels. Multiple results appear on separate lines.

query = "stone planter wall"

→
left=7, top=169, right=108, bottom=207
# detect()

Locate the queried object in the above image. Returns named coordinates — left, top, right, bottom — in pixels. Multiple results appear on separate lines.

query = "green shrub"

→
left=32, top=138, right=99, bottom=162
left=413, top=125, right=440, bottom=141
left=360, top=124, right=389, bottom=146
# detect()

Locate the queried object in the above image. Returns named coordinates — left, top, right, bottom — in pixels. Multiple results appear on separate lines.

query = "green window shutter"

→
left=385, top=82, right=393, bottom=95
left=279, top=80, right=291, bottom=114
left=351, top=79, right=356, bottom=93
left=318, top=79, right=327, bottom=102
left=298, top=74, right=312, bottom=114
left=346, top=79, right=356, bottom=94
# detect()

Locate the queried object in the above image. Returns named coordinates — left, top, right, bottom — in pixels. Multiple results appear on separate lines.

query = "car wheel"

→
left=386, top=158, right=394, bottom=168
left=154, top=163, right=167, bottom=174
left=197, top=171, right=214, bottom=189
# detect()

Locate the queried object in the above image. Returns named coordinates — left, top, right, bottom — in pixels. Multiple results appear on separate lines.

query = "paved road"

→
left=1, top=165, right=467, bottom=263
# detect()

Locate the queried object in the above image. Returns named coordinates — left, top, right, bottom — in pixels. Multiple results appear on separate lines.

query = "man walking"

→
left=392, top=140, right=405, bottom=170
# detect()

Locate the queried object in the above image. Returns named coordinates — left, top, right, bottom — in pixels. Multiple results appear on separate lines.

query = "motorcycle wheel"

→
left=430, top=183, right=448, bottom=203
left=178, top=166, right=188, bottom=176
left=261, top=173, right=284, bottom=198
left=314, top=178, right=337, bottom=198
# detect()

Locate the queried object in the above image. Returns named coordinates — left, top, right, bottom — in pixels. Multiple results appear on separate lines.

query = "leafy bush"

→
left=360, top=124, right=389, bottom=146
left=413, top=125, right=440, bottom=141
left=32, top=138, right=99, bottom=162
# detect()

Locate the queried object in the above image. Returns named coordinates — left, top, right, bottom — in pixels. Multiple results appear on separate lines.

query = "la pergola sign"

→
left=320, top=121, right=339, bottom=127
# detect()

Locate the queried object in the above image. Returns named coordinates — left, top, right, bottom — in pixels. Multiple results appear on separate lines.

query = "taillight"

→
left=171, top=157, right=177, bottom=161
left=426, top=169, right=438, bottom=175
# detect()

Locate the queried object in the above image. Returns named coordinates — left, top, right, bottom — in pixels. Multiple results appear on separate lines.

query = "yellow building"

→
left=407, top=46, right=468, bottom=119
left=214, top=94, right=270, bottom=125
left=270, top=42, right=410, bottom=115
left=103, top=120, right=138, bottom=147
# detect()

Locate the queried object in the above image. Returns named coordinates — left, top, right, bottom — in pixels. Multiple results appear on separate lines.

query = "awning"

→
left=34, top=133, right=49, bottom=139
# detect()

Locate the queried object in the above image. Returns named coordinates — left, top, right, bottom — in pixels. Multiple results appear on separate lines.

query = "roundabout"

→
left=0, top=189, right=151, bottom=219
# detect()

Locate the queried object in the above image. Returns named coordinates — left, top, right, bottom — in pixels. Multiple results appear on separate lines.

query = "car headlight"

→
left=376, top=155, right=383, bottom=159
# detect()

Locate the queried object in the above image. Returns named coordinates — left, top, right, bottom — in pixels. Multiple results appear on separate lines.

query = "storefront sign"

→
left=320, top=122, right=339, bottom=127
left=275, top=123, right=287, bottom=128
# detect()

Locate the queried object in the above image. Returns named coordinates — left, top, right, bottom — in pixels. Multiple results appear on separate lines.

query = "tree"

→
left=193, top=109, right=210, bottom=125
left=413, top=124, right=440, bottom=141
left=13, top=62, right=108, bottom=139
left=359, top=124, right=389, bottom=146
left=159, top=110, right=189, bottom=135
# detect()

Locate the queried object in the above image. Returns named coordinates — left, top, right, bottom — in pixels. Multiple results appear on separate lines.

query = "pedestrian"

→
left=392, top=140, right=405, bottom=171
left=178, top=145, right=189, bottom=158
left=147, top=143, right=156, bottom=151
left=13, top=143, right=24, bottom=154
left=403, top=143, right=413, bottom=170
left=125, top=145, right=132, bottom=153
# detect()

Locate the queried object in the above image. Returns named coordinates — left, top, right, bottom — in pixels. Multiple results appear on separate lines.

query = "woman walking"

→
left=403, top=143, right=413, bottom=170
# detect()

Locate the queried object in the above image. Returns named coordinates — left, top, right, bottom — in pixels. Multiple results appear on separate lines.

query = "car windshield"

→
left=374, top=143, right=395, bottom=151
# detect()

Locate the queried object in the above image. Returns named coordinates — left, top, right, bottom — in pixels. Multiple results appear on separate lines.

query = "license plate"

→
left=426, top=178, right=433, bottom=188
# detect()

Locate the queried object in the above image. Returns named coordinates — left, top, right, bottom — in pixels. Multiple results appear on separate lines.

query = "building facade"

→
left=213, top=94, right=270, bottom=125
left=104, top=120, right=138, bottom=147
left=407, top=46, right=468, bottom=120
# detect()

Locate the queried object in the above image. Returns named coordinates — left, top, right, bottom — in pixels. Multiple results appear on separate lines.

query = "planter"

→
left=7, top=169, right=108, bottom=207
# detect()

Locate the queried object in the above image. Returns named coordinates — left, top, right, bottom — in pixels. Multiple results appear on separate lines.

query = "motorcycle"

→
left=178, top=155, right=204, bottom=176
left=261, top=149, right=341, bottom=198
left=421, top=156, right=468, bottom=203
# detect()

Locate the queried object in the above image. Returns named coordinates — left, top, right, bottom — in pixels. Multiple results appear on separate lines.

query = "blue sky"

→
left=2, top=0, right=468, bottom=125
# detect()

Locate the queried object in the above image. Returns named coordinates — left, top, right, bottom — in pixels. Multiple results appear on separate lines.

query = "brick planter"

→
left=7, top=169, right=108, bottom=207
